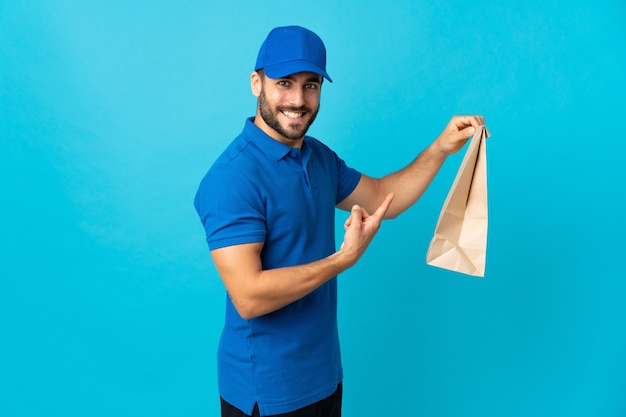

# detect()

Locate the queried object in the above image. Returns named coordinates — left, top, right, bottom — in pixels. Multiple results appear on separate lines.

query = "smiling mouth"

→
left=281, top=110, right=306, bottom=119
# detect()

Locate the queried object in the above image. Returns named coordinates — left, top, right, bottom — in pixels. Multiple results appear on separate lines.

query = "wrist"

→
left=333, top=245, right=358, bottom=270
left=426, top=139, right=451, bottom=160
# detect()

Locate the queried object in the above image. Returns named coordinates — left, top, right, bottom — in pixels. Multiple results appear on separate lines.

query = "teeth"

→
left=283, top=111, right=304, bottom=119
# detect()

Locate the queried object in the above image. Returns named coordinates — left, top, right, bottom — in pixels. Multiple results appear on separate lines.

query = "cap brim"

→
left=262, top=60, right=332, bottom=82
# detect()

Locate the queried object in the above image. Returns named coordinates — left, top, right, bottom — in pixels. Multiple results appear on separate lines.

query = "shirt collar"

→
left=243, top=117, right=303, bottom=162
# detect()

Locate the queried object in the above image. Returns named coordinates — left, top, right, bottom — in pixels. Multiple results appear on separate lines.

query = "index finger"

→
left=372, top=192, right=395, bottom=219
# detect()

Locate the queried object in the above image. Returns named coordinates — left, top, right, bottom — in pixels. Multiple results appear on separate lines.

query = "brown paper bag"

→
left=426, top=125, right=491, bottom=277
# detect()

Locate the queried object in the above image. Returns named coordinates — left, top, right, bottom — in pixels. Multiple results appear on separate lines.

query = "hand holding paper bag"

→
left=426, top=125, right=491, bottom=277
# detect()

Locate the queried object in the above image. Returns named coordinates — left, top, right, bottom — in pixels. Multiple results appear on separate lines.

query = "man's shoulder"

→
left=194, top=135, right=260, bottom=213
left=213, top=133, right=252, bottom=165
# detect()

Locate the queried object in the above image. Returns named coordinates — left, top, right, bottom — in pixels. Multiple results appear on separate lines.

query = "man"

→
left=194, top=25, right=484, bottom=417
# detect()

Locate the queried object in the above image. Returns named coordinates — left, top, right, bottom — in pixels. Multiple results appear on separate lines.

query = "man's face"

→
left=254, top=71, right=322, bottom=144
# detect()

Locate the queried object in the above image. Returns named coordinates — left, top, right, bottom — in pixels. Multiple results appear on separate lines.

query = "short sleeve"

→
left=194, top=164, right=266, bottom=250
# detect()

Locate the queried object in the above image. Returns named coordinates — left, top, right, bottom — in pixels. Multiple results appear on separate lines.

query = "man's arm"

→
left=337, top=115, right=485, bottom=218
left=210, top=193, right=394, bottom=320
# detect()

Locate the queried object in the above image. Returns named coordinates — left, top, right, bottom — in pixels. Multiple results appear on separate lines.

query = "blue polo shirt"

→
left=194, top=118, right=361, bottom=416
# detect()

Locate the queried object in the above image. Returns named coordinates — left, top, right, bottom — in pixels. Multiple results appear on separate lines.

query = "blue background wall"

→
left=2, top=1, right=625, bottom=416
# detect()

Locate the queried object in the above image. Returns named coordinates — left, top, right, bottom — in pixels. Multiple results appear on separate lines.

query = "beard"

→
left=258, top=88, right=319, bottom=141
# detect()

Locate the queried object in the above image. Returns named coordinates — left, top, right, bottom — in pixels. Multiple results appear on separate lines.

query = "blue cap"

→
left=255, top=26, right=332, bottom=82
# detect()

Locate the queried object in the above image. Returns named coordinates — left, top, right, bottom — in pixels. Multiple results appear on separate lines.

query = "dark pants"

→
left=220, top=383, right=342, bottom=417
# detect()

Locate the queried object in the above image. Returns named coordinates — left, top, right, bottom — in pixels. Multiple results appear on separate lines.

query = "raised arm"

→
left=210, top=193, right=395, bottom=320
left=337, top=115, right=485, bottom=218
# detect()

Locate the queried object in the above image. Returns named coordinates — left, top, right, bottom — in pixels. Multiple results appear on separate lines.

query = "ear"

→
left=250, top=71, right=262, bottom=97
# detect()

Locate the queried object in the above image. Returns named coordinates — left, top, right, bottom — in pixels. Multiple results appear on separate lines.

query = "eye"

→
left=305, top=83, right=319, bottom=90
left=278, top=80, right=290, bottom=87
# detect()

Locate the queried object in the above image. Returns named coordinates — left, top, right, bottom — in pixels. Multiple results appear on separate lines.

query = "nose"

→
left=287, top=87, right=305, bottom=108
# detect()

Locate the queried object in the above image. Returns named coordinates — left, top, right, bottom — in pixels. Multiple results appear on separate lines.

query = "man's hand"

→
left=339, top=193, right=395, bottom=266
left=434, top=115, right=485, bottom=155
